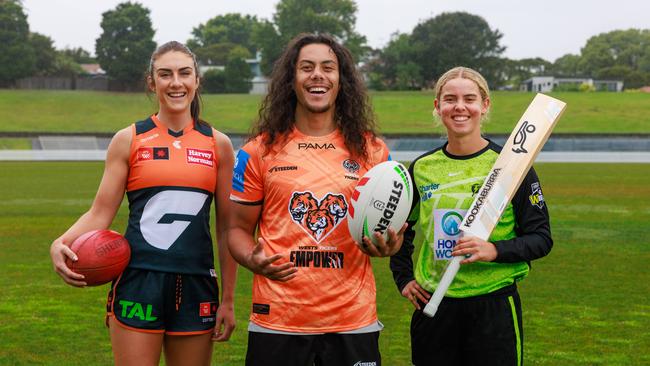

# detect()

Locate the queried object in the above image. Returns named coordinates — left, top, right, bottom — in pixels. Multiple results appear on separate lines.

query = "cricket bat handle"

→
left=422, top=255, right=462, bottom=317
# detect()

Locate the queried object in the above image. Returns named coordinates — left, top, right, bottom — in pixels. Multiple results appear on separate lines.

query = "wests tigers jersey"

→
left=125, top=115, right=218, bottom=276
left=230, top=128, right=390, bottom=333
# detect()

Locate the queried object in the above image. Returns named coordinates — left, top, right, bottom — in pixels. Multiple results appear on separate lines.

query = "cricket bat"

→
left=422, top=93, right=567, bottom=318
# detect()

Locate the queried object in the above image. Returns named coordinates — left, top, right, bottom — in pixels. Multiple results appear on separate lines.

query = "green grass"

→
left=1, top=162, right=649, bottom=365
left=0, top=138, right=31, bottom=149
left=1, top=90, right=649, bottom=135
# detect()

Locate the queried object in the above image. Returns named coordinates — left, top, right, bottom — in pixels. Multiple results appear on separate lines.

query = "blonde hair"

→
left=433, top=66, right=491, bottom=126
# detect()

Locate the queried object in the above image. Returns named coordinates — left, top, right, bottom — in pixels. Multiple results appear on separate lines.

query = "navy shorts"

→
left=106, top=268, right=219, bottom=335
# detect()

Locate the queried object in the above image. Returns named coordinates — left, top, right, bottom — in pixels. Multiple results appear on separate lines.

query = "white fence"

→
left=1, top=150, right=650, bottom=163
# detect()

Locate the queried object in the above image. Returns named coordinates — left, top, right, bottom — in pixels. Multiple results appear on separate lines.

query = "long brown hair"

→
left=146, top=41, right=206, bottom=125
left=253, top=33, right=377, bottom=162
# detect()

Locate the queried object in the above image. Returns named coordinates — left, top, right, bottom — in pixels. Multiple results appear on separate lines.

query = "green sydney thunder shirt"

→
left=390, top=140, right=553, bottom=298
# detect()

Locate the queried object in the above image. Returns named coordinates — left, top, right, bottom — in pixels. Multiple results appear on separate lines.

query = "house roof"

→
left=80, top=64, right=105, bottom=75
left=523, top=76, right=623, bottom=83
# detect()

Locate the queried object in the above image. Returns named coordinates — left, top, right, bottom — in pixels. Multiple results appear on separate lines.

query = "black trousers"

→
left=411, top=284, right=523, bottom=366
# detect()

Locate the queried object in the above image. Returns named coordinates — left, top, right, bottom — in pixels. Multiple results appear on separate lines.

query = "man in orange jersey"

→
left=229, top=33, right=406, bottom=365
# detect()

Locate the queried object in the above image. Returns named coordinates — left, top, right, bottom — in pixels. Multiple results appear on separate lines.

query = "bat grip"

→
left=422, top=255, right=462, bottom=317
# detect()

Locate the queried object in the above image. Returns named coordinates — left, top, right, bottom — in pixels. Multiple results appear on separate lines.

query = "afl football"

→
left=66, top=230, right=130, bottom=286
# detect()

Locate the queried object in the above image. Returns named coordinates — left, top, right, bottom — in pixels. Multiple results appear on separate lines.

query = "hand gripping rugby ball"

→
left=66, top=230, right=131, bottom=286
left=347, top=161, right=413, bottom=246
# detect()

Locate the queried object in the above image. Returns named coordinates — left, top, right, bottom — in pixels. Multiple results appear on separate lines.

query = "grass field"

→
left=0, top=138, right=31, bottom=149
left=1, top=161, right=649, bottom=365
left=1, top=90, right=649, bottom=135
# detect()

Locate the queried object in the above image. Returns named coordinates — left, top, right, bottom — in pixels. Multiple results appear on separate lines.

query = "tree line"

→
left=365, top=12, right=650, bottom=90
left=0, top=0, right=95, bottom=87
left=1, top=0, right=649, bottom=91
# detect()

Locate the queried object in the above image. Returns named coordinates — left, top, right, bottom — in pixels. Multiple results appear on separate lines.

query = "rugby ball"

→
left=66, top=230, right=131, bottom=286
left=347, top=161, right=413, bottom=245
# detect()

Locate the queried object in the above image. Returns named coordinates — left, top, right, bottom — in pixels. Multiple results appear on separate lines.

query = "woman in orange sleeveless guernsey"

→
left=49, top=41, right=237, bottom=366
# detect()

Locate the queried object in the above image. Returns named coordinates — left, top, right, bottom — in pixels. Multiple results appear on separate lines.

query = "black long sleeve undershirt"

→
left=390, top=218, right=418, bottom=293
left=493, top=167, right=553, bottom=263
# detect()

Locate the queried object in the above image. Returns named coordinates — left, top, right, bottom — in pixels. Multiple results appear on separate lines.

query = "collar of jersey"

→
left=151, top=114, right=195, bottom=137
left=290, top=125, right=342, bottom=141
left=442, top=138, right=493, bottom=160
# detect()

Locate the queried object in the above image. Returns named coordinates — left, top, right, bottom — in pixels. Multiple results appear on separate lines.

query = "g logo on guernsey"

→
left=140, top=190, right=208, bottom=250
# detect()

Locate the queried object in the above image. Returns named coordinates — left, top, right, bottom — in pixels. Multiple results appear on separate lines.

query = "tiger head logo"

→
left=306, top=209, right=334, bottom=241
left=319, top=193, right=347, bottom=224
left=288, top=191, right=348, bottom=243
left=289, top=191, right=318, bottom=222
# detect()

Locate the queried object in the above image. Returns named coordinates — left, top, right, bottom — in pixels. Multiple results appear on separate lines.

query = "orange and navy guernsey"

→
left=230, top=127, right=391, bottom=333
left=125, top=115, right=218, bottom=276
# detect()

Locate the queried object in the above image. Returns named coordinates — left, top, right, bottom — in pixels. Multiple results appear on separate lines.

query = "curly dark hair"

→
left=253, top=33, right=378, bottom=162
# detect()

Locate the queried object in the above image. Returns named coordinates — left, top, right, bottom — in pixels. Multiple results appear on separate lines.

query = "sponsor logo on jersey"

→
left=268, top=165, right=298, bottom=173
left=153, top=147, right=169, bottom=160
left=137, top=147, right=168, bottom=161
left=529, top=182, right=545, bottom=208
left=118, top=300, right=157, bottom=321
left=297, top=142, right=335, bottom=150
left=342, top=159, right=360, bottom=173
left=199, top=302, right=218, bottom=317
left=353, top=361, right=377, bottom=366
left=512, top=120, right=536, bottom=154
left=441, top=211, right=463, bottom=236
left=139, top=133, right=159, bottom=143
left=137, top=147, right=153, bottom=161
left=289, top=249, right=344, bottom=269
left=288, top=191, right=348, bottom=243
left=252, top=303, right=270, bottom=315
left=172, top=140, right=181, bottom=149
left=232, top=150, right=251, bottom=192
left=418, top=182, right=440, bottom=202
left=433, top=209, right=466, bottom=260
left=186, top=148, right=214, bottom=167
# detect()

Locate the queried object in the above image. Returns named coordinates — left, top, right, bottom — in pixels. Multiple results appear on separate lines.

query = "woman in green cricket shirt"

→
left=390, top=66, right=553, bottom=366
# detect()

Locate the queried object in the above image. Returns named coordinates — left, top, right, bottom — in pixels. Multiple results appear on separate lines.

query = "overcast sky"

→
left=21, top=0, right=650, bottom=61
